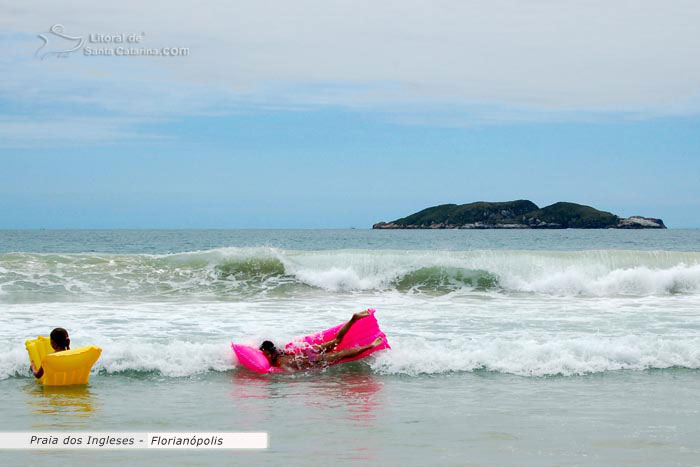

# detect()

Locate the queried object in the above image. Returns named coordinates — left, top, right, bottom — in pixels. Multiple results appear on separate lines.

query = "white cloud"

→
left=1, top=0, right=700, bottom=144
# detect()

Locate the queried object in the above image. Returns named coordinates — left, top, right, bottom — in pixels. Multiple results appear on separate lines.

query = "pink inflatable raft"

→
left=232, top=309, right=390, bottom=374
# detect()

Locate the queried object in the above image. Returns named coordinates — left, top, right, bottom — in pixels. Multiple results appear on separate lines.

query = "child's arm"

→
left=31, top=362, right=44, bottom=379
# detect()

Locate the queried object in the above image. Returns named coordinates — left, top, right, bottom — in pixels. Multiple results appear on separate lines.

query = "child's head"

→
left=50, top=328, right=70, bottom=351
left=259, top=340, right=278, bottom=362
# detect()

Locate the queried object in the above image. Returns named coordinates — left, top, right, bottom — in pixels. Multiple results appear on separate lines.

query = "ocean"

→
left=1, top=229, right=700, bottom=465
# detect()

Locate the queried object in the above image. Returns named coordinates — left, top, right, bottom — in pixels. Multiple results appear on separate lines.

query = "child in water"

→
left=259, top=310, right=383, bottom=370
left=31, top=327, right=70, bottom=379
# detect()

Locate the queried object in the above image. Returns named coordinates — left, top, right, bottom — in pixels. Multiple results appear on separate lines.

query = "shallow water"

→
left=3, top=370, right=700, bottom=465
left=1, top=229, right=700, bottom=465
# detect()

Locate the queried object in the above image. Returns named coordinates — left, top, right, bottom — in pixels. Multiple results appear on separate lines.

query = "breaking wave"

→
left=1, top=248, right=700, bottom=302
left=370, top=335, right=700, bottom=377
left=3, top=335, right=700, bottom=380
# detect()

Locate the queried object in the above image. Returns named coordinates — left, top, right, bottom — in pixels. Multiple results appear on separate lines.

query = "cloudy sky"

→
left=1, top=1, right=699, bottom=227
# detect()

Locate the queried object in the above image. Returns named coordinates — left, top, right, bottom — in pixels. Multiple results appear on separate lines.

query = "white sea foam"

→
left=0, top=340, right=236, bottom=380
left=371, top=335, right=700, bottom=376
left=2, top=248, right=700, bottom=299
left=3, top=248, right=700, bottom=380
left=96, top=340, right=235, bottom=377
left=0, top=347, right=32, bottom=380
left=5, top=333, right=700, bottom=380
left=277, top=249, right=700, bottom=296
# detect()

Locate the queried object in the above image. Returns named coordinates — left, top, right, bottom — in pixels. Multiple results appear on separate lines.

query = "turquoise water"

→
left=1, top=229, right=700, bottom=465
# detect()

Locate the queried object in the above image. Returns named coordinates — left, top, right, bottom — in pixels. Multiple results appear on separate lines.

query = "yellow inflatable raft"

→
left=26, top=336, right=101, bottom=386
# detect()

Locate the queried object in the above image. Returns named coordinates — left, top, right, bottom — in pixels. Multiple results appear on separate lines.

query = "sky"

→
left=1, top=0, right=699, bottom=228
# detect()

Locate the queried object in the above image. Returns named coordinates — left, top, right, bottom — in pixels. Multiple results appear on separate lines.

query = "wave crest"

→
left=371, top=335, right=700, bottom=376
left=1, top=248, right=700, bottom=301
left=3, top=335, right=700, bottom=380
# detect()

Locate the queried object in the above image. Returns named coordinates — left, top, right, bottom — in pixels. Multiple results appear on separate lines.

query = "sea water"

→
left=1, top=229, right=700, bottom=465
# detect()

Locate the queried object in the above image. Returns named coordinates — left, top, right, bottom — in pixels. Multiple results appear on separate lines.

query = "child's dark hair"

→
left=50, top=328, right=70, bottom=350
left=259, top=340, right=276, bottom=353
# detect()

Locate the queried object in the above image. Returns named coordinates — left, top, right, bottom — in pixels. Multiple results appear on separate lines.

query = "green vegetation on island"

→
left=373, top=200, right=666, bottom=229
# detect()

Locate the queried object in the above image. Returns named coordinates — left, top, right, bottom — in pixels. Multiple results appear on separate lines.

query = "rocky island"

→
left=373, top=200, right=666, bottom=229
